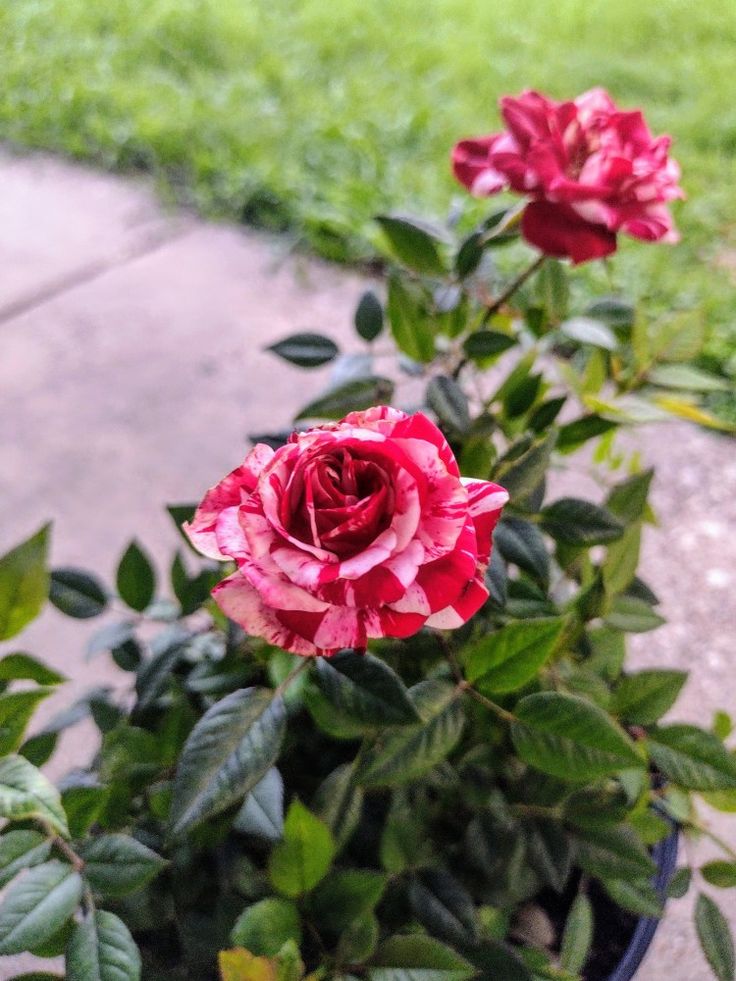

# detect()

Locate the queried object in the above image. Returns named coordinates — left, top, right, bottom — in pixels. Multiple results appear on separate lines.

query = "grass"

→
left=1, top=0, right=735, bottom=376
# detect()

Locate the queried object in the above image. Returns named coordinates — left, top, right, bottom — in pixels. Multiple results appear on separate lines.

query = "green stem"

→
left=511, top=802, right=563, bottom=820
left=38, top=819, right=85, bottom=874
left=459, top=679, right=517, bottom=725
left=273, top=655, right=311, bottom=699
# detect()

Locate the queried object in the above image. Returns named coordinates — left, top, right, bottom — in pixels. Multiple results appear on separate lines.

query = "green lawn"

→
left=2, top=0, right=735, bottom=377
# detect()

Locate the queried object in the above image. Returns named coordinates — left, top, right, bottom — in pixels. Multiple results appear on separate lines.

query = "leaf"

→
left=0, top=831, right=52, bottom=888
left=61, top=784, right=110, bottom=839
left=49, top=568, right=107, bottom=619
left=604, top=595, right=665, bottom=633
left=560, top=894, right=593, bottom=974
left=0, top=653, right=65, bottom=686
left=115, top=541, right=155, bottom=613
left=234, top=767, right=284, bottom=841
left=0, top=755, right=68, bottom=837
left=575, top=824, right=657, bottom=881
left=376, top=215, right=446, bottom=275
left=0, top=688, right=54, bottom=755
left=557, top=415, right=617, bottom=453
left=77, top=834, right=167, bottom=898
left=134, top=628, right=188, bottom=710
left=650, top=310, right=706, bottom=363
left=511, top=692, right=643, bottom=782
left=454, top=231, right=484, bottom=278
left=646, top=725, right=736, bottom=791
left=586, top=296, right=636, bottom=329
left=309, top=869, right=386, bottom=933
left=464, top=618, right=564, bottom=694
left=560, top=317, right=618, bottom=350
left=525, top=819, right=573, bottom=892
left=494, top=431, right=555, bottom=502
left=667, top=867, right=692, bottom=899
left=540, top=499, right=624, bottom=545
left=696, top=894, right=735, bottom=981
left=66, top=909, right=141, bottom=981
left=702, top=862, right=736, bottom=889
left=337, top=911, right=379, bottom=964
left=266, top=332, right=339, bottom=368
left=315, top=651, right=419, bottom=726
left=268, top=800, right=336, bottom=898
left=369, top=935, right=475, bottom=981
left=601, top=877, right=663, bottom=917
left=648, top=363, right=730, bottom=393
left=653, top=396, right=736, bottom=432
left=408, top=868, right=478, bottom=947
left=355, top=291, right=384, bottom=342
left=494, top=518, right=549, bottom=586
left=386, top=273, right=435, bottom=363
left=612, top=670, right=687, bottom=725
left=538, top=260, right=569, bottom=322
left=357, top=680, right=464, bottom=787
left=230, top=898, right=301, bottom=956
left=169, top=687, right=286, bottom=838
left=0, top=860, right=82, bottom=954
left=0, top=525, right=50, bottom=641
left=462, top=331, right=516, bottom=361
left=86, top=621, right=136, bottom=659
left=312, top=763, right=363, bottom=852
left=426, top=375, right=470, bottom=434
left=529, top=396, right=566, bottom=432
left=602, top=524, right=641, bottom=596
left=295, top=376, right=394, bottom=421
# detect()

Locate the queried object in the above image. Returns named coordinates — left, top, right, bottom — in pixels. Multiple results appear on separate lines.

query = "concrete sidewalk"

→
left=1, top=149, right=734, bottom=979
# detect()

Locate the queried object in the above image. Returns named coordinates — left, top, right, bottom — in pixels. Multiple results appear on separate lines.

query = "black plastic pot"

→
left=606, top=824, right=679, bottom=981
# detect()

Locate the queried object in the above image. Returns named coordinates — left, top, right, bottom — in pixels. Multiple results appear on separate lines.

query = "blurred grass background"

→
left=1, top=0, right=735, bottom=382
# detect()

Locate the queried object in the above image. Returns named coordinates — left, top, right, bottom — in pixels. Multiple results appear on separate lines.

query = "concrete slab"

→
left=0, top=154, right=733, bottom=979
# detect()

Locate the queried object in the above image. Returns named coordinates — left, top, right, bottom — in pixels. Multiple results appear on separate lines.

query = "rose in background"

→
left=452, top=87, right=683, bottom=263
left=186, top=407, right=508, bottom=656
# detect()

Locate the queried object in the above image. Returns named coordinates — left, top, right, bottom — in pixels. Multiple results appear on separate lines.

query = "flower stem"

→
left=273, top=655, right=311, bottom=699
left=459, top=680, right=517, bottom=725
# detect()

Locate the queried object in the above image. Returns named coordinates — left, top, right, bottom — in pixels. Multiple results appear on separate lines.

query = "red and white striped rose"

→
left=186, top=406, right=508, bottom=656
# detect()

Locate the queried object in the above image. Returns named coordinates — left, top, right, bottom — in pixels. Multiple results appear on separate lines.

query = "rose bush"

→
left=186, top=408, right=507, bottom=656
left=0, top=88, right=734, bottom=981
left=452, top=88, right=683, bottom=263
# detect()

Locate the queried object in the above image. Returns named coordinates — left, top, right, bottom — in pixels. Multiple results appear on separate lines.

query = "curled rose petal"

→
left=187, top=408, right=508, bottom=656
left=452, top=87, right=683, bottom=263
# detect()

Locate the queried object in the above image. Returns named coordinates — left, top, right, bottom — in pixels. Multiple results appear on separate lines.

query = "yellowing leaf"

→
left=653, top=396, right=736, bottom=432
left=219, top=948, right=278, bottom=981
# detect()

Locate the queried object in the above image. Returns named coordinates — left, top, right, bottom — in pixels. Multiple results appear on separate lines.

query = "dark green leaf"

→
left=494, top=431, right=555, bottom=502
left=0, top=525, right=50, bottom=641
left=0, top=831, right=52, bottom=888
left=560, top=894, right=593, bottom=974
left=230, top=897, right=301, bottom=955
left=612, top=670, right=687, bottom=725
left=77, top=834, right=167, bottom=898
left=409, top=868, right=478, bottom=947
left=357, top=680, right=464, bottom=787
left=511, top=692, right=643, bottom=782
left=19, top=732, right=56, bottom=767
left=494, top=519, right=549, bottom=586
left=266, top=332, right=339, bottom=368
left=312, top=764, right=363, bottom=852
left=0, top=653, right=65, bottom=686
left=115, top=542, right=155, bottom=613
left=135, top=629, right=188, bottom=710
left=376, top=215, right=446, bottom=275
left=0, top=860, right=82, bottom=954
left=538, top=260, right=569, bottom=323
left=426, top=375, right=470, bottom=434
left=464, top=618, right=564, bottom=694
left=0, top=755, right=68, bottom=836
left=61, top=784, right=110, bottom=839
left=296, top=376, right=394, bottom=421
left=386, top=273, right=435, bottom=363
left=585, top=297, right=635, bottom=330
left=463, top=331, right=516, bottom=361
left=315, top=651, right=419, bottom=727
left=355, top=291, right=384, bottom=342
left=529, top=396, right=566, bottom=432
left=560, top=317, right=617, bottom=350
left=503, top=373, right=542, bottom=419
left=667, top=867, right=692, bottom=899
left=605, top=470, right=654, bottom=524
left=369, top=935, right=475, bottom=981
left=49, top=568, right=107, bottom=619
left=455, top=231, right=485, bottom=278
left=646, top=725, right=736, bottom=791
left=601, top=877, right=663, bottom=917
left=702, top=862, right=736, bottom=889
left=0, top=688, right=54, bottom=755
left=695, top=894, right=735, bottom=981
left=66, top=909, right=141, bottom=981
left=575, top=825, right=656, bottom=881
left=337, top=911, right=380, bottom=964
left=169, top=687, right=286, bottom=838
left=309, top=869, right=386, bottom=933
left=268, top=800, right=336, bottom=898
left=234, top=767, right=284, bottom=841
left=604, top=595, right=665, bottom=633
left=557, top=415, right=617, bottom=453
left=379, top=792, right=432, bottom=874
left=540, top=498, right=624, bottom=545
left=525, top=819, right=573, bottom=893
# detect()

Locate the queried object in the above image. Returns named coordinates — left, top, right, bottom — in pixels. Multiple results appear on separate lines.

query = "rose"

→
left=452, top=87, right=683, bottom=264
left=186, top=406, right=508, bottom=657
